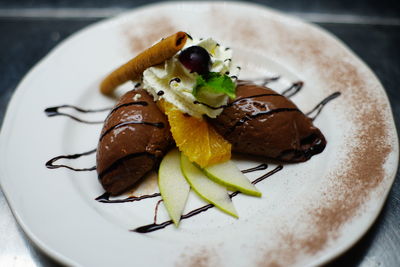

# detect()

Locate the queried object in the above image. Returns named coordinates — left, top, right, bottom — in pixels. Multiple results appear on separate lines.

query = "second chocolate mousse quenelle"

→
left=209, top=81, right=326, bottom=162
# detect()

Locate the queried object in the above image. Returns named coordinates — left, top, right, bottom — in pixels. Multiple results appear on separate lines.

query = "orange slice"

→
left=160, top=101, right=231, bottom=167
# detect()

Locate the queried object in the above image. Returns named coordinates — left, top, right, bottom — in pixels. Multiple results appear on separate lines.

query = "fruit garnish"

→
left=158, top=149, right=190, bottom=226
left=158, top=149, right=263, bottom=223
left=180, top=153, right=238, bottom=218
left=160, top=100, right=231, bottom=167
left=193, top=72, right=236, bottom=107
left=203, top=161, right=261, bottom=197
left=178, top=45, right=211, bottom=74
left=142, top=35, right=239, bottom=118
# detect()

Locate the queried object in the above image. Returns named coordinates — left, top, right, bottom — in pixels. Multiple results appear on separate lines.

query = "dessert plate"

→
left=0, top=2, right=398, bottom=266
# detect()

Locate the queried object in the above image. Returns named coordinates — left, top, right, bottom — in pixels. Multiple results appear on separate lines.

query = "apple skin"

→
left=158, top=149, right=190, bottom=226
left=180, top=153, right=238, bottom=218
left=203, top=161, right=261, bottom=197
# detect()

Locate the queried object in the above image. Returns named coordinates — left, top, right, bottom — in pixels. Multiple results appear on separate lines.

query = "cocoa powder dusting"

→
left=258, top=231, right=299, bottom=267
left=119, top=7, right=394, bottom=266
left=257, top=80, right=392, bottom=266
left=177, top=248, right=219, bottom=267
left=303, top=103, right=391, bottom=252
left=124, top=17, right=178, bottom=53
left=229, top=14, right=394, bottom=266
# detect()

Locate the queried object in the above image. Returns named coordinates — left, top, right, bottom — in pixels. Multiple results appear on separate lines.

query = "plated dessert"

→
left=2, top=2, right=392, bottom=266
left=95, top=31, right=336, bottom=227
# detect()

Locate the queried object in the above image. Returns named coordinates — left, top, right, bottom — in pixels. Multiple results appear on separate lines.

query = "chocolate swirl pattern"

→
left=44, top=80, right=340, bottom=174
left=44, top=85, right=338, bottom=172
left=95, top=192, right=161, bottom=203
left=306, top=92, right=341, bottom=121
left=106, top=101, right=148, bottom=118
left=133, top=165, right=283, bottom=233
left=45, top=149, right=97, bottom=171
left=44, top=76, right=340, bottom=234
left=44, top=105, right=111, bottom=124
left=193, top=79, right=298, bottom=110
left=93, top=163, right=269, bottom=204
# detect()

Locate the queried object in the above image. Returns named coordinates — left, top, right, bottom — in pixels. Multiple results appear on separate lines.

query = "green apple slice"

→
left=204, top=161, right=261, bottom=197
left=180, top=154, right=238, bottom=218
left=158, top=149, right=190, bottom=226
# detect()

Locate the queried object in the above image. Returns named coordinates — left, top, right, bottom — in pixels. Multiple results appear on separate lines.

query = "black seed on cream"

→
left=169, top=78, right=181, bottom=84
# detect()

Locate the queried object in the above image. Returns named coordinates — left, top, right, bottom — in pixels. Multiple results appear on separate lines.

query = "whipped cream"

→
left=142, top=36, right=240, bottom=118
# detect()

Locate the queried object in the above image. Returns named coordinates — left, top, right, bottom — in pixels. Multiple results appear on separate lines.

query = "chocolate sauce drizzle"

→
left=153, top=199, right=164, bottom=224
left=45, top=148, right=96, bottom=171
left=45, top=86, right=339, bottom=174
left=192, top=100, right=222, bottom=110
left=281, top=81, right=304, bottom=98
left=193, top=78, right=299, bottom=110
left=186, top=33, right=193, bottom=40
left=194, top=93, right=283, bottom=110
left=242, top=163, right=268, bottom=173
left=44, top=105, right=111, bottom=124
left=44, top=75, right=340, bottom=233
left=261, top=76, right=280, bottom=86
left=95, top=163, right=268, bottom=204
left=133, top=165, right=283, bottom=233
left=99, top=120, right=164, bottom=141
left=44, top=89, right=337, bottom=174
left=306, top=92, right=341, bottom=121
left=108, top=101, right=148, bottom=117
left=95, top=192, right=161, bottom=203
left=228, top=108, right=301, bottom=135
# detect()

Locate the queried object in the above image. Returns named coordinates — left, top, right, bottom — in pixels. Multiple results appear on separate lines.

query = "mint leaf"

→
left=193, top=72, right=236, bottom=100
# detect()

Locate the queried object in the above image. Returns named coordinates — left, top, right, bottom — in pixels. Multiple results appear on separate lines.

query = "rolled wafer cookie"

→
left=100, top=31, right=188, bottom=95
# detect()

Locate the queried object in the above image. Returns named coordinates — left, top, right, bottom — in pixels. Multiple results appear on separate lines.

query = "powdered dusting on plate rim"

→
left=118, top=2, right=398, bottom=266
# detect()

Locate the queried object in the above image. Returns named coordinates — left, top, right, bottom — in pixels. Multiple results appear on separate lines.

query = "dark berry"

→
left=178, top=46, right=211, bottom=74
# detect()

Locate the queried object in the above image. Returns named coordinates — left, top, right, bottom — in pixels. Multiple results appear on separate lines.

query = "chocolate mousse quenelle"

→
left=96, top=89, right=174, bottom=195
left=97, top=32, right=188, bottom=195
left=209, top=81, right=326, bottom=162
left=96, top=31, right=327, bottom=199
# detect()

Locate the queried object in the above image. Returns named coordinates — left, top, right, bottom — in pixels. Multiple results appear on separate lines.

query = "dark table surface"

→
left=0, top=1, right=399, bottom=266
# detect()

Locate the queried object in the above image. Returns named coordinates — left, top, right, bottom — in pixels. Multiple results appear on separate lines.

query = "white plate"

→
left=0, top=2, right=398, bottom=266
